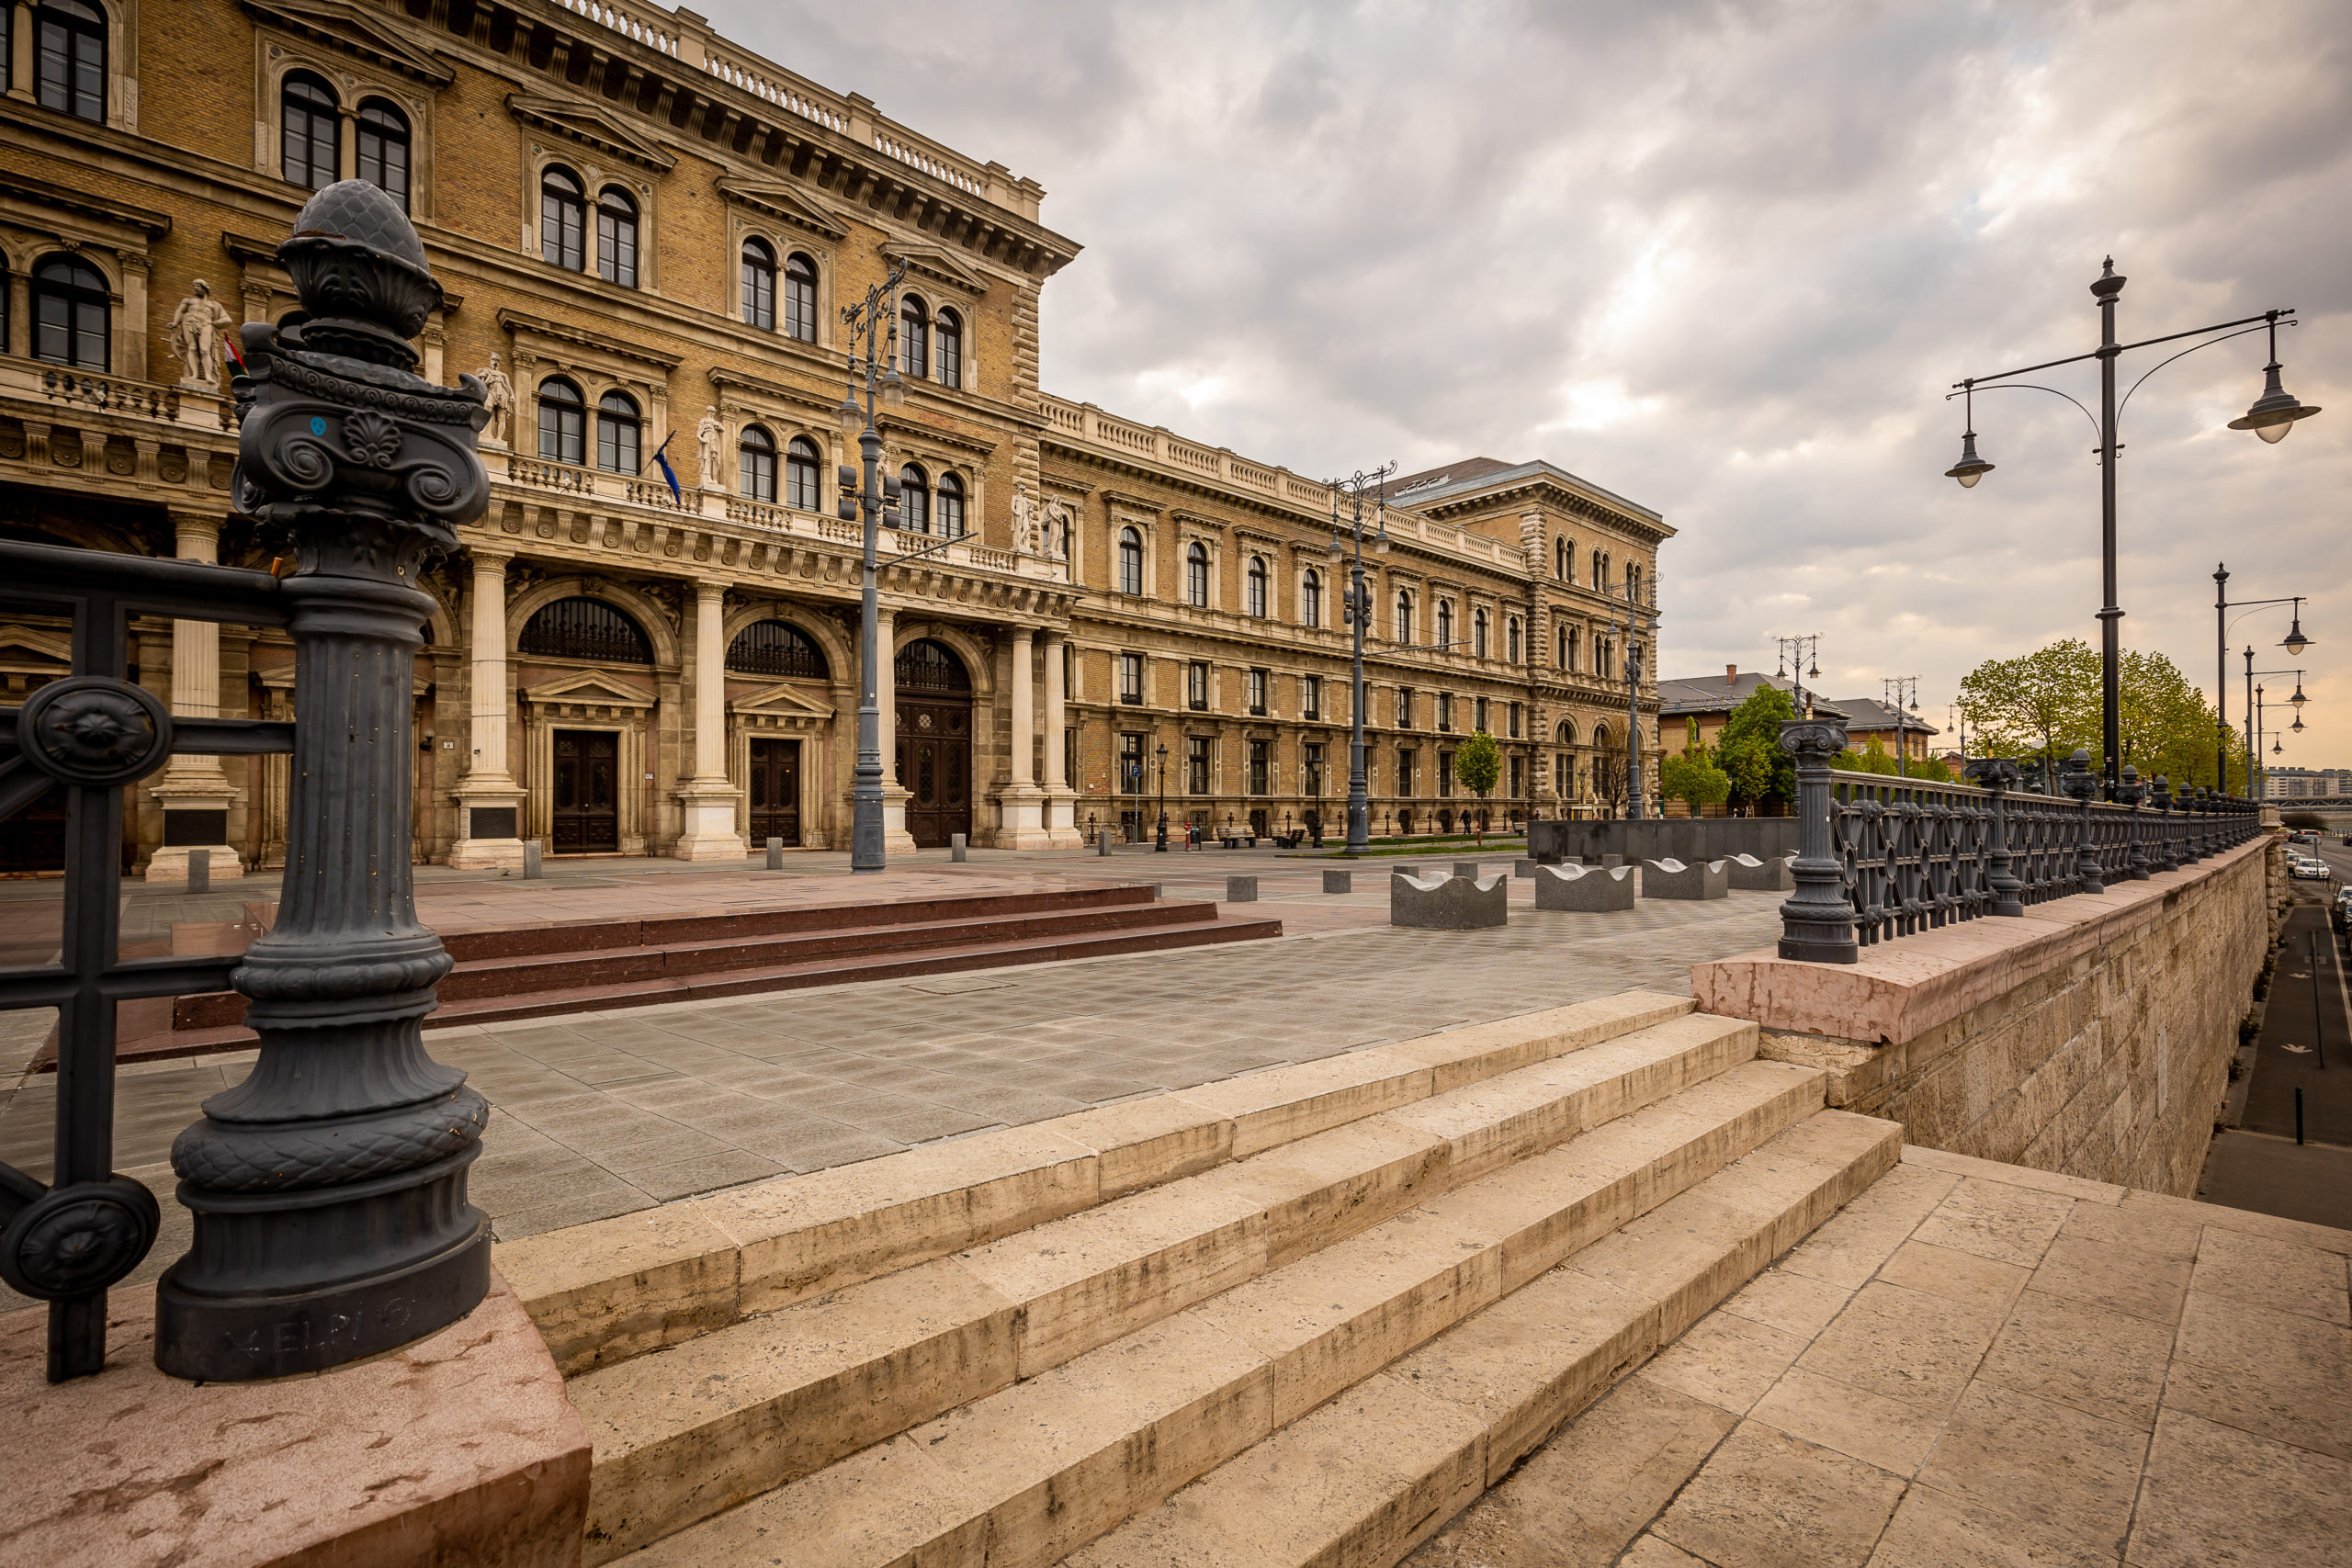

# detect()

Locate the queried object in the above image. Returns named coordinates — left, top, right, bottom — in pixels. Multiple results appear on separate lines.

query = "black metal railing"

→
left=0, top=545, right=294, bottom=1382
left=1776, top=720, right=2264, bottom=964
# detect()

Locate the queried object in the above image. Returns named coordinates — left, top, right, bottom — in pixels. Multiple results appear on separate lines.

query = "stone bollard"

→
left=523, top=840, right=542, bottom=879
left=1453, top=861, right=1483, bottom=879
left=1533, top=863, right=1636, bottom=911
left=1724, top=852, right=1796, bottom=892
left=1600, top=853, right=1623, bottom=867
left=1227, top=874, right=1259, bottom=902
left=1514, top=859, right=1538, bottom=878
left=950, top=832, right=967, bottom=863
left=765, top=836, right=784, bottom=871
left=1642, top=857, right=1730, bottom=900
left=1323, top=869, right=1353, bottom=894
left=186, top=848, right=210, bottom=896
left=1098, top=829, right=1114, bottom=856
left=1390, top=870, right=1509, bottom=929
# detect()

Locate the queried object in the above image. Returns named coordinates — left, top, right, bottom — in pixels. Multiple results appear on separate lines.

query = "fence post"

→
left=1965, top=758, right=2026, bottom=916
left=2149, top=775, right=2177, bottom=873
left=1777, top=718, right=1856, bottom=963
left=2059, top=749, right=2104, bottom=895
left=155, top=182, right=492, bottom=1380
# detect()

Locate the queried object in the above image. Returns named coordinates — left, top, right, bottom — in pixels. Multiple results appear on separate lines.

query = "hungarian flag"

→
left=650, top=431, right=682, bottom=502
left=223, top=332, right=250, bottom=380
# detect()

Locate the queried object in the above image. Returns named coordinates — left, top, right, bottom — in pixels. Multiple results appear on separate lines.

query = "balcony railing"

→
left=1776, top=722, right=2266, bottom=964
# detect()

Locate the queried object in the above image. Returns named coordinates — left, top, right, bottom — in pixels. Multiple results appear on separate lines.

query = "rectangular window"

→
left=1119, top=732, right=1145, bottom=795
left=1438, top=694, right=1453, bottom=733
left=1065, top=729, right=1077, bottom=788
left=1248, top=668, right=1268, bottom=716
left=1397, top=749, right=1416, bottom=797
left=1305, top=742, right=1325, bottom=797
left=1186, top=736, right=1211, bottom=795
left=1396, top=687, right=1412, bottom=728
left=1440, top=751, right=1456, bottom=797
left=1119, top=652, right=1144, bottom=705
left=1509, top=702, right=1522, bottom=739
left=1304, top=674, right=1322, bottom=721
left=1510, top=755, right=1523, bottom=798
left=1248, top=739, right=1269, bottom=795
left=1566, top=627, right=1579, bottom=672
left=1475, top=696, right=1489, bottom=734
left=1187, top=660, right=1209, bottom=712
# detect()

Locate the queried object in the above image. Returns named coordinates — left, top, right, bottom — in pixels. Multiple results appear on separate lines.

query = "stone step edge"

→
left=583, top=1059, right=1827, bottom=1564
left=503, top=989, right=1702, bottom=1377
left=1056, top=1111, right=1905, bottom=1568
left=604, top=1099, right=1889, bottom=1568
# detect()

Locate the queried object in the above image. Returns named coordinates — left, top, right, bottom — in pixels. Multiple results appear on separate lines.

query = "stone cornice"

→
left=241, top=0, right=457, bottom=86
left=0, top=170, right=171, bottom=240
left=506, top=94, right=679, bottom=174
left=497, top=309, right=685, bottom=372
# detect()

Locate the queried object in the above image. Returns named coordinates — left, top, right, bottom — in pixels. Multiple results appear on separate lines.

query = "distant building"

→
left=1656, top=667, right=1845, bottom=753
left=2264, top=766, right=2352, bottom=800
left=1818, top=696, right=1940, bottom=765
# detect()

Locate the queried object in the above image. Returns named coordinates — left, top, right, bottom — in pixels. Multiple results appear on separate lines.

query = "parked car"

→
left=2291, top=859, right=2332, bottom=880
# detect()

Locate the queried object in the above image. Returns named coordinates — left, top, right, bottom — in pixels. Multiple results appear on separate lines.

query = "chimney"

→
left=1725, top=663, right=1737, bottom=686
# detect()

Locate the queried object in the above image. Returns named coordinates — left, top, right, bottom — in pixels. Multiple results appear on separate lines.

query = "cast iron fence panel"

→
left=0, top=543, right=293, bottom=1381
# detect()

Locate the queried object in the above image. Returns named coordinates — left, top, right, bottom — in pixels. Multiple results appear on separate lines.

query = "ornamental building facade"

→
left=0, top=0, right=1666, bottom=874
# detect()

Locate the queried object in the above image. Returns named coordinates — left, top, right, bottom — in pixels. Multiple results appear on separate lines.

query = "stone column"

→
left=145, top=513, right=245, bottom=880
left=672, top=580, right=747, bottom=860
left=995, top=625, right=1047, bottom=848
left=447, top=548, right=526, bottom=868
left=1041, top=628, right=1080, bottom=845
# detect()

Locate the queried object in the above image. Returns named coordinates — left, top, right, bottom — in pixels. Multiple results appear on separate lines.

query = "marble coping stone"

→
left=1392, top=871, right=1510, bottom=930
left=0, top=1272, right=589, bottom=1568
left=497, top=990, right=1700, bottom=1376
left=1724, top=852, right=1796, bottom=892
left=1643, top=858, right=1731, bottom=901
left=1691, top=835, right=2270, bottom=1048
left=1533, top=863, right=1636, bottom=912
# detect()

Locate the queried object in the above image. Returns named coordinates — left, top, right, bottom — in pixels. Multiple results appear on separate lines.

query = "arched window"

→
left=1185, top=542, right=1210, bottom=608
left=281, top=72, right=339, bottom=191
left=899, top=296, right=930, bottom=378
left=1473, top=608, right=1488, bottom=659
left=1302, top=570, right=1322, bottom=628
left=595, top=390, right=640, bottom=474
left=1246, top=557, right=1268, bottom=618
left=597, top=186, right=639, bottom=288
left=540, top=167, right=586, bottom=270
left=741, top=238, right=775, bottom=330
left=31, top=254, right=108, bottom=370
left=1396, top=590, right=1413, bottom=644
left=1628, top=563, right=1644, bottom=604
left=899, top=464, right=931, bottom=532
left=738, top=424, right=776, bottom=501
left=1118, top=527, right=1144, bottom=595
left=536, top=378, right=584, bottom=464
left=356, top=99, right=411, bottom=209
left=519, top=596, right=653, bottom=663
left=936, top=472, right=966, bottom=537
left=896, top=637, right=971, bottom=693
left=1557, top=719, right=1577, bottom=746
left=1508, top=617, right=1521, bottom=663
left=784, top=253, right=818, bottom=342
left=1554, top=537, right=1567, bottom=581
left=1437, top=601, right=1453, bottom=649
left=1557, top=625, right=1570, bottom=669
left=785, top=436, right=820, bottom=510
left=1591, top=548, right=1605, bottom=590
left=935, top=307, right=963, bottom=389
left=36, top=0, right=107, bottom=123
left=727, top=619, right=829, bottom=679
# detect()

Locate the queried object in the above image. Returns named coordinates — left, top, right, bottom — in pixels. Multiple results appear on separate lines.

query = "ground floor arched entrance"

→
left=895, top=637, right=973, bottom=848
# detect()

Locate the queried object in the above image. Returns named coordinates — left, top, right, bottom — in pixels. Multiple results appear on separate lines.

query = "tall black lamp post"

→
left=1606, top=570, right=1657, bottom=818
left=2245, top=652, right=2308, bottom=802
left=2213, top=565, right=2311, bottom=795
left=1883, top=676, right=1920, bottom=778
left=831, top=260, right=909, bottom=873
left=1155, top=741, right=1169, bottom=852
left=1329, top=465, right=1394, bottom=855
left=1946, top=261, right=2319, bottom=795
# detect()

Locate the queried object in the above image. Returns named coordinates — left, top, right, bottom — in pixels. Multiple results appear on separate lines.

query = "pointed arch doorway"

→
left=895, top=637, right=972, bottom=848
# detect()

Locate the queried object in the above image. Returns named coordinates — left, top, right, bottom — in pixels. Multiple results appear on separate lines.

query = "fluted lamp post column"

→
left=156, top=182, right=492, bottom=1380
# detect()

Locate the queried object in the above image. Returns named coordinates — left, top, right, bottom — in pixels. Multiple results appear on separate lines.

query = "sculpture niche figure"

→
left=155, top=181, right=492, bottom=1381
left=165, top=279, right=237, bottom=389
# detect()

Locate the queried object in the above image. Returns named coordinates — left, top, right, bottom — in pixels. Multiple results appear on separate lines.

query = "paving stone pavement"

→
left=1409, top=1146, right=2352, bottom=1568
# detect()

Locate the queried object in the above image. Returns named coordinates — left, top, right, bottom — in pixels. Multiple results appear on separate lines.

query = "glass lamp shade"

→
left=834, top=394, right=863, bottom=432
left=878, top=369, right=909, bottom=407
left=1944, top=430, right=1995, bottom=488
left=2291, top=684, right=2309, bottom=707
left=2229, top=363, right=2321, bottom=443
left=2274, top=739, right=2285, bottom=754
left=2293, top=716, right=2307, bottom=733
left=2285, top=626, right=2311, bottom=657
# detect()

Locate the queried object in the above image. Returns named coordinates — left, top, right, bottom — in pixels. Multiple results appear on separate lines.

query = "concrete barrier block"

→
left=1533, top=863, right=1636, bottom=911
left=1644, top=857, right=1730, bottom=900
left=1227, top=875, right=1259, bottom=903
left=1390, top=871, right=1509, bottom=930
left=187, top=849, right=210, bottom=896
left=1513, top=859, right=1538, bottom=879
left=950, top=832, right=967, bottom=863
left=1725, top=852, right=1795, bottom=891
left=1098, top=830, right=1114, bottom=856
left=765, top=836, right=784, bottom=870
left=1600, top=853, right=1624, bottom=867
left=1323, top=869, right=1352, bottom=894
left=523, top=840, right=542, bottom=879
left=1453, top=861, right=1483, bottom=879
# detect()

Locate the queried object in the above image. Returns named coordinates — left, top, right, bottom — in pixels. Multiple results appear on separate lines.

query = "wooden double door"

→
left=747, top=738, right=801, bottom=847
left=550, top=728, right=619, bottom=853
left=895, top=697, right=972, bottom=848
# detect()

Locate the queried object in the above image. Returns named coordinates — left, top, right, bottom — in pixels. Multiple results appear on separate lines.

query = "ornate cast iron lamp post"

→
left=2213, top=566, right=2311, bottom=795
left=1883, top=676, right=1920, bottom=777
left=832, top=261, right=910, bottom=873
left=1155, top=740, right=1169, bottom=852
left=1947, top=264, right=2318, bottom=795
left=158, top=182, right=492, bottom=1379
left=1328, top=466, right=1393, bottom=856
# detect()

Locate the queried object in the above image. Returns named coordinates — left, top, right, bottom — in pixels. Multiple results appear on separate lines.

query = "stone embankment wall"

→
left=1691, top=836, right=2280, bottom=1196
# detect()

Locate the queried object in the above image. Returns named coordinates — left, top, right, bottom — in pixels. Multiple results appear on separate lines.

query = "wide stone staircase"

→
left=495, top=989, right=1905, bottom=1568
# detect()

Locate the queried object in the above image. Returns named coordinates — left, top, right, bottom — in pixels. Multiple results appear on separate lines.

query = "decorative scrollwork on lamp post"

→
left=154, top=181, right=492, bottom=1381
left=1777, top=717, right=1856, bottom=963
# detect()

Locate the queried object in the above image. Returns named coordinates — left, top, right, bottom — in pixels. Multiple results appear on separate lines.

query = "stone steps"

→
left=549, top=1007, right=1863, bottom=1564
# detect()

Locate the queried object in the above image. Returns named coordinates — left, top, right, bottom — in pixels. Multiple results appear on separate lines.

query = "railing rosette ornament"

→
left=154, top=181, right=492, bottom=1382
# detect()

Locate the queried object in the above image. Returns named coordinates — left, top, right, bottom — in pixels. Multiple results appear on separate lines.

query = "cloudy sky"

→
left=710, top=0, right=2351, bottom=764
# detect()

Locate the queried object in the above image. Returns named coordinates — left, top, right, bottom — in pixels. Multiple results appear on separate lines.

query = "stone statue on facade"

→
left=696, top=405, right=724, bottom=489
left=165, top=279, right=236, bottom=389
left=473, top=352, right=514, bottom=447
left=1044, top=500, right=1072, bottom=560
left=1011, top=486, right=1035, bottom=553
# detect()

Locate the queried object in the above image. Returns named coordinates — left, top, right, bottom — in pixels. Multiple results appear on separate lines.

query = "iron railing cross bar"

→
left=0, top=955, right=247, bottom=1010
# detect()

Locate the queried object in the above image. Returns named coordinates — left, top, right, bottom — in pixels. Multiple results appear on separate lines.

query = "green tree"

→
left=1457, top=731, right=1500, bottom=841
left=1957, top=637, right=2098, bottom=788
left=1714, top=683, right=1797, bottom=809
left=1660, top=749, right=1731, bottom=813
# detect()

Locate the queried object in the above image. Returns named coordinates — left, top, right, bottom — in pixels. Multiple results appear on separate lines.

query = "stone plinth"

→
left=1391, top=871, right=1508, bottom=929
left=1533, top=863, right=1635, bottom=911
left=1724, top=852, right=1796, bottom=891
left=1643, top=857, right=1729, bottom=900
left=0, top=1271, right=588, bottom=1568
left=1323, top=869, right=1352, bottom=894
left=1690, top=836, right=2275, bottom=1195
left=1227, top=875, right=1259, bottom=902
